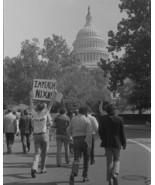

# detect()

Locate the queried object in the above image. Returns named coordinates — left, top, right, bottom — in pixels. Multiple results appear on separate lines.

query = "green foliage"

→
left=4, top=35, right=111, bottom=111
left=106, top=0, right=151, bottom=113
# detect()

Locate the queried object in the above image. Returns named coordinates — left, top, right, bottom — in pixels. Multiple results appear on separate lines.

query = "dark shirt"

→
left=54, top=114, right=70, bottom=136
left=98, top=114, right=126, bottom=149
left=19, top=115, right=33, bottom=134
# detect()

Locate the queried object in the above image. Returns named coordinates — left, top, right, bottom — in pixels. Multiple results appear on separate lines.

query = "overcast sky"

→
left=4, top=0, right=126, bottom=58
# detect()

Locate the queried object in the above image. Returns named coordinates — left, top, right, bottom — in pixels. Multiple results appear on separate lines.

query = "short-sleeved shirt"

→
left=31, top=109, right=49, bottom=133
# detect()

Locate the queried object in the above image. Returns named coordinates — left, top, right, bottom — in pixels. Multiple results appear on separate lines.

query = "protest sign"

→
left=33, top=79, right=57, bottom=101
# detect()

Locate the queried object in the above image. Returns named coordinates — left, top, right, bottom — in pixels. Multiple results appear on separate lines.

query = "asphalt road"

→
left=3, top=125, right=151, bottom=185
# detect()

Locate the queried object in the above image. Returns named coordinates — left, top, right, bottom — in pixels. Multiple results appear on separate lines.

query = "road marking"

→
left=128, top=139, right=151, bottom=153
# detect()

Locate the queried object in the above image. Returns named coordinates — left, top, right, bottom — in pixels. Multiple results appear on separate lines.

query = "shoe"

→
left=31, top=169, right=36, bottom=178
left=27, top=148, right=30, bottom=152
left=83, top=177, right=89, bottom=182
left=90, top=160, right=95, bottom=165
left=69, top=174, right=74, bottom=185
left=57, top=164, right=61, bottom=167
left=41, top=169, right=47, bottom=174
left=23, top=151, right=27, bottom=154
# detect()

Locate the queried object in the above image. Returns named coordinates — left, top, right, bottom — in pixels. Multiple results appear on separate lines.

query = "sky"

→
left=3, top=0, right=127, bottom=58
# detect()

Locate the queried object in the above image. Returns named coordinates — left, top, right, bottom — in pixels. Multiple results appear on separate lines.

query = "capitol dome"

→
left=73, top=6, right=108, bottom=68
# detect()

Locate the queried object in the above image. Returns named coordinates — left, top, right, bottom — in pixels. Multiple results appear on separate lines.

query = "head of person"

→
left=59, top=107, right=67, bottom=115
left=79, top=106, right=89, bottom=116
left=102, top=101, right=110, bottom=111
left=67, top=110, right=73, bottom=118
left=74, top=108, right=79, bottom=116
left=106, top=104, right=116, bottom=115
left=36, top=103, right=44, bottom=112
left=7, top=109, right=12, bottom=114
left=23, top=109, right=28, bottom=115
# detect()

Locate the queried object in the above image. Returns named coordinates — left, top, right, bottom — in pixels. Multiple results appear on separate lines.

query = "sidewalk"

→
left=124, top=124, right=151, bottom=131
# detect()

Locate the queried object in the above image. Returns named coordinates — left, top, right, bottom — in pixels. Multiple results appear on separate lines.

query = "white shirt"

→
left=31, top=109, right=49, bottom=133
left=87, top=114, right=99, bottom=134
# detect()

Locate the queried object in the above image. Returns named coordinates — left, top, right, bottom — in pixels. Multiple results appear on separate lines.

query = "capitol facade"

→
left=73, top=6, right=109, bottom=68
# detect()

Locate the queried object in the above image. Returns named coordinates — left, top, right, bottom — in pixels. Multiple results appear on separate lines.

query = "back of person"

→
left=19, top=114, right=32, bottom=134
left=100, top=114, right=124, bottom=149
left=3, top=112, right=16, bottom=133
left=71, top=115, right=90, bottom=137
left=55, top=114, right=70, bottom=135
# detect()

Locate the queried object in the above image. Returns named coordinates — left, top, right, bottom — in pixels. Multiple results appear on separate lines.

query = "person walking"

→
left=67, top=106, right=92, bottom=184
left=87, top=107, right=99, bottom=165
left=19, top=109, right=33, bottom=153
left=30, top=90, right=57, bottom=178
left=98, top=103, right=126, bottom=185
left=54, top=108, right=70, bottom=166
left=3, top=109, right=17, bottom=154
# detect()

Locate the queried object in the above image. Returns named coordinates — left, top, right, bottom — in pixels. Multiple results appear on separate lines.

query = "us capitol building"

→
left=72, top=6, right=109, bottom=68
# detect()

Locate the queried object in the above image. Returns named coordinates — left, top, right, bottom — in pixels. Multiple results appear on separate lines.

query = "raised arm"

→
left=29, top=90, right=34, bottom=111
left=47, top=90, right=57, bottom=111
left=99, top=101, right=107, bottom=116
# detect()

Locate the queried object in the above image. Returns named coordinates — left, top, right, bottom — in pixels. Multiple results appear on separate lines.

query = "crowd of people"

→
left=3, top=91, right=127, bottom=185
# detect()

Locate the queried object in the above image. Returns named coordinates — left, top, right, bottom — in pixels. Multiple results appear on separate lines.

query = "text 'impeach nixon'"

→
left=33, top=79, right=57, bottom=101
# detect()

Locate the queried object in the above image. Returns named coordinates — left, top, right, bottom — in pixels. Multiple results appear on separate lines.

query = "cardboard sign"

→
left=33, top=79, right=57, bottom=101
left=55, top=93, right=63, bottom=103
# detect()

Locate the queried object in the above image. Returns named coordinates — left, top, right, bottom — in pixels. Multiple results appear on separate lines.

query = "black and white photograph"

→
left=3, top=0, right=151, bottom=185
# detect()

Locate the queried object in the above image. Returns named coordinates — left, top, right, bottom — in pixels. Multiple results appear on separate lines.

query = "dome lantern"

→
left=85, top=6, right=92, bottom=26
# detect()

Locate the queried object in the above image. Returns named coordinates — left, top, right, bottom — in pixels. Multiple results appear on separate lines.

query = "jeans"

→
left=5, top=133, right=15, bottom=153
left=71, top=136, right=90, bottom=178
left=56, top=135, right=69, bottom=165
left=32, top=133, right=49, bottom=171
left=21, top=133, right=31, bottom=152
left=105, top=148, right=120, bottom=181
left=90, top=134, right=95, bottom=162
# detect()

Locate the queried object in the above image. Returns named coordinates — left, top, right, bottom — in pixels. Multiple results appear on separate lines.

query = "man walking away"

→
left=19, top=109, right=33, bottom=153
left=3, top=109, right=17, bottom=154
left=30, top=90, right=57, bottom=178
left=98, top=104, right=126, bottom=185
left=87, top=107, right=99, bottom=165
left=54, top=108, right=70, bottom=166
left=67, top=106, right=92, bottom=184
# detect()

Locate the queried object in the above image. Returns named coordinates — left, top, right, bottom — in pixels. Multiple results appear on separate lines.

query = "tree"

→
left=107, top=0, right=151, bottom=113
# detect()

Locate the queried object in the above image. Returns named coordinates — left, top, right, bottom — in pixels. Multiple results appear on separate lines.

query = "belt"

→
left=34, top=132, right=46, bottom=135
left=73, top=136, right=85, bottom=139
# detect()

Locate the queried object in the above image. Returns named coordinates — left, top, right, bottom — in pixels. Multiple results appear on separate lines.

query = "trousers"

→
left=105, top=148, right=120, bottom=181
left=56, top=135, right=70, bottom=165
left=5, top=133, right=15, bottom=153
left=32, top=133, right=49, bottom=171
left=21, top=133, right=31, bottom=152
left=90, top=134, right=95, bottom=162
left=71, top=136, right=90, bottom=178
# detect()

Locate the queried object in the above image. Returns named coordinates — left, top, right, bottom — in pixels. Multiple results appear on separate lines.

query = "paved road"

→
left=3, top=125, right=151, bottom=185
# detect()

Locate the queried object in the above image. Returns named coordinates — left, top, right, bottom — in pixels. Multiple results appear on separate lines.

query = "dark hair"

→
left=106, top=104, right=116, bottom=114
left=79, top=106, right=89, bottom=115
left=24, top=109, right=28, bottom=115
left=36, top=103, right=44, bottom=112
left=102, top=101, right=110, bottom=111
left=59, top=108, right=67, bottom=114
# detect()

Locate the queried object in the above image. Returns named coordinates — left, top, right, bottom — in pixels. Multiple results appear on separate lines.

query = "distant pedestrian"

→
left=30, top=90, right=57, bottom=178
left=87, top=107, right=99, bottom=165
left=54, top=108, right=70, bottom=166
left=98, top=103, right=126, bottom=185
left=19, top=109, right=33, bottom=153
left=3, top=109, right=17, bottom=154
left=67, top=106, right=92, bottom=184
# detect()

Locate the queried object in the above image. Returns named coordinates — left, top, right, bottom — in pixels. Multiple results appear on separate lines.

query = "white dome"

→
left=76, top=26, right=102, bottom=39
left=73, top=6, right=108, bottom=68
